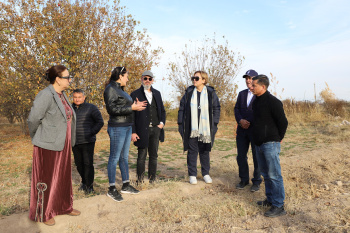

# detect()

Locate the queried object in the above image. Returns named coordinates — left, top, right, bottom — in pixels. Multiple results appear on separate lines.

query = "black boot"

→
left=264, top=206, right=287, bottom=217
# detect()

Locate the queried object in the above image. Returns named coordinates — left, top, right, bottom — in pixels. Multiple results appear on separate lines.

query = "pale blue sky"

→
left=121, top=0, right=350, bottom=101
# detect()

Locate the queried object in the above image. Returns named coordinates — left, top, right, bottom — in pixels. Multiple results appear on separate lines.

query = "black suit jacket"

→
left=234, top=89, right=255, bottom=133
left=130, top=85, right=166, bottom=149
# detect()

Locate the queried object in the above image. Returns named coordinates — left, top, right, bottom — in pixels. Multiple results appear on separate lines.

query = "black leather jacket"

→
left=104, top=81, right=133, bottom=126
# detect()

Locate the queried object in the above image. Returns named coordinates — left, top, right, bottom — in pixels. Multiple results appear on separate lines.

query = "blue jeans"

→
left=255, top=142, right=285, bottom=207
left=107, top=126, right=132, bottom=185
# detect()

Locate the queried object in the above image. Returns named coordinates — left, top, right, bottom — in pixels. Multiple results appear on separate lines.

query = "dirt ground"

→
left=0, top=122, right=349, bottom=232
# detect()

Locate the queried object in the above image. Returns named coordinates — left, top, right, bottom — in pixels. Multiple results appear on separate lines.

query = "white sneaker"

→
left=189, top=176, right=197, bottom=184
left=203, top=175, right=212, bottom=184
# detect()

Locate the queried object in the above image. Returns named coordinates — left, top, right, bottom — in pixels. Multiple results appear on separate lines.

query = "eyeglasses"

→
left=191, top=76, right=201, bottom=81
left=143, top=77, right=153, bottom=81
left=61, top=76, right=72, bottom=80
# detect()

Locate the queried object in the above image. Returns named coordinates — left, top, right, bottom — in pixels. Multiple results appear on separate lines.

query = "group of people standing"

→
left=27, top=65, right=287, bottom=226
left=234, top=69, right=288, bottom=217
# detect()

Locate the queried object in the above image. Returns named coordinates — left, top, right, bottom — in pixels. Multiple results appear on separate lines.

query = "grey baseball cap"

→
left=142, top=70, right=154, bottom=78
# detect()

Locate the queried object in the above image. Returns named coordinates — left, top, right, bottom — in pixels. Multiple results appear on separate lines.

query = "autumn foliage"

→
left=167, top=36, right=244, bottom=105
left=0, top=0, right=162, bottom=133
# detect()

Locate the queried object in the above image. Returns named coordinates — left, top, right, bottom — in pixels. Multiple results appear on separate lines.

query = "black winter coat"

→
left=130, top=85, right=166, bottom=149
left=72, top=101, right=104, bottom=145
left=104, top=81, right=133, bottom=126
left=178, top=85, right=221, bottom=152
left=252, top=91, right=288, bottom=146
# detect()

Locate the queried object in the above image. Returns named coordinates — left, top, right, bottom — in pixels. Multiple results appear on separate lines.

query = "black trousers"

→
left=187, top=137, right=210, bottom=177
left=72, top=142, right=95, bottom=188
left=137, top=126, right=161, bottom=181
left=236, top=128, right=262, bottom=185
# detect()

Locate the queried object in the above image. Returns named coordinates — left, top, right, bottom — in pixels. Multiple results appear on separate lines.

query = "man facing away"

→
left=234, top=69, right=262, bottom=192
left=72, top=89, right=104, bottom=194
left=130, top=71, right=166, bottom=184
left=251, top=75, right=288, bottom=217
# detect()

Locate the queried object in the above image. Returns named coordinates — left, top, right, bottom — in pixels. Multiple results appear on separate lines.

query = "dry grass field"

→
left=0, top=103, right=349, bottom=232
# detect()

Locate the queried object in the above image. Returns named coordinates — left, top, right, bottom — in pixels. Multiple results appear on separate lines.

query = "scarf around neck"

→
left=190, top=86, right=211, bottom=143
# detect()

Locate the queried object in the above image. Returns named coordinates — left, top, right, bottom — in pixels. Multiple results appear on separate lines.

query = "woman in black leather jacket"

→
left=103, top=66, right=146, bottom=202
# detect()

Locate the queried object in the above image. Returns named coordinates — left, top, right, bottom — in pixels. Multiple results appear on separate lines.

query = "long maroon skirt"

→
left=29, top=122, right=73, bottom=222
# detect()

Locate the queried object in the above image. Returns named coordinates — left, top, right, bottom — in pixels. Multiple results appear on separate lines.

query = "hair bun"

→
left=44, top=71, right=50, bottom=81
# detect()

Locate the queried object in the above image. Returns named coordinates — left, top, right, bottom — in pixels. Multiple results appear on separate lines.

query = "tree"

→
left=0, top=0, right=162, bottom=134
left=167, top=35, right=244, bottom=105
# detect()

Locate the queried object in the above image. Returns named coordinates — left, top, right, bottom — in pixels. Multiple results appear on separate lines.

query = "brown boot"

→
left=67, top=209, right=81, bottom=216
left=43, top=217, right=55, bottom=226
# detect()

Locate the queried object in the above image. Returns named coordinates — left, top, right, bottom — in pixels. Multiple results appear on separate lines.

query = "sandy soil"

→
left=1, top=126, right=350, bottom=232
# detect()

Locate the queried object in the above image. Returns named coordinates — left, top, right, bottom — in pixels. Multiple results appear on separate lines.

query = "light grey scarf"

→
left=190, top=86, right=211, bottom=143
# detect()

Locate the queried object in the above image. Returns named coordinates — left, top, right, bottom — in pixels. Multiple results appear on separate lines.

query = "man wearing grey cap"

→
left=130, top=71, right=166, bottom=184
left=234, top=69, right=262, bottom=192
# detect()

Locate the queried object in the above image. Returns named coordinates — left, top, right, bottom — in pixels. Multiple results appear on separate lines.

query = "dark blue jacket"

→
left=234, top=89, right=255, bottom=133
left=130, top=85, right=166, bottom=149
left=72, top=101, right=104, bottom=145
left=178, top=85, right=220, bottom=152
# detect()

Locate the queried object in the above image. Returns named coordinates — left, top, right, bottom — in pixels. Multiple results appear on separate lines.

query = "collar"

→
left=72, top=100, right=86, bottom=109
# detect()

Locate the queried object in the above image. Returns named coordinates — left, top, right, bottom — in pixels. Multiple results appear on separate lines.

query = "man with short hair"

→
left=251, top=75, right=288, bottom=217
left=234, top=69, right=262, bottom=192
left=72, top=89, right=104, bottom=194
left=130, top=71, right=166, bottom=184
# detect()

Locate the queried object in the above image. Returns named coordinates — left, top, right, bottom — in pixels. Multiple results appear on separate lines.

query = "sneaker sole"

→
left=257, top=203, right=272, bottom=207
left=190, top=181, right=197, bottom=185
left=120, top=190, right=140, bottom=194
left=107, top=193, right=123, bottom=202
left=204, top=180, right=212, bottom=184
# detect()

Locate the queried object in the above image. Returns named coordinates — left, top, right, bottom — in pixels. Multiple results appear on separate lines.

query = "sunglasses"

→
left=143, top=77, right=153, bottom=81
left=191, top=76, right=201, bottom=81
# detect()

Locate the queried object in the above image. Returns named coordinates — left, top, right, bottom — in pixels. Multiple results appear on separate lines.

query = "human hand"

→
left=131, top=133, right=140, bottom=142
left=157, top=124, right=164, bottom=129
left=239, top=119, right=250, bottom=129
left=132, top=97, right=147, bottom=111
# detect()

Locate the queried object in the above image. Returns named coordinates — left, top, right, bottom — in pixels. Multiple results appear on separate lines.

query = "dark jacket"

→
left=130, top=85, right=166, bottom=149
left=178, top=85, right=221, bottom=152
left=252, top=91, right=288, bottom=146
left=72, top=101, right=104, bottom=145
left=103, top=81, right=133, bottom=126
left=234, top=89, right=255, bottom=133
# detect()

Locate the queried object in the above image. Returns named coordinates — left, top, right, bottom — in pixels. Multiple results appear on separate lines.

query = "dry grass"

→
left=1, top=103, right=350, bottom=232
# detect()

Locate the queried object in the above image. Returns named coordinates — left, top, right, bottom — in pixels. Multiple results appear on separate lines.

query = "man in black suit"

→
left=234, top=69, right=262, bottom=192
left=130, top=71, right=166, bottom=184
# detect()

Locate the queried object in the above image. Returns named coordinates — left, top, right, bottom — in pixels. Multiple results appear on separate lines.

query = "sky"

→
left=120, top=0, right=350, bottom=101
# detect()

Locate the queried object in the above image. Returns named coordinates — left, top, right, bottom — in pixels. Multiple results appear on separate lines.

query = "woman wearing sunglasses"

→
left=178, top=71, right=221, bottom=184
left=104, top=66, right=147, bottom=202
left=28, top=65, right=80, bottom=226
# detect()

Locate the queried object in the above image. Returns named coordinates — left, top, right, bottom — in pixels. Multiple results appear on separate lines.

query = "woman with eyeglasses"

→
left=104, top=66, right=147, bottom=202
left=178, top=71, right=221, bottom=185
left=28, top=65, right=80, bottom=226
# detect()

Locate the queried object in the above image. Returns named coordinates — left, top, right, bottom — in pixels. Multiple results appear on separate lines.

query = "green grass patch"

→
left=223, top=154, right=235, bottom=159
left=98, top=162, right=108, bottom=169
left=94, top=177, right=109, bottom=184
left=213, top=139, right=234, bottom=151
